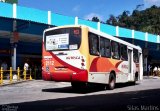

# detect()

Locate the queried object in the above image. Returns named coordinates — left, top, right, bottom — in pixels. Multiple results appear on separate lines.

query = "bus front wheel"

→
left=132, top=72, right=138, bottom=85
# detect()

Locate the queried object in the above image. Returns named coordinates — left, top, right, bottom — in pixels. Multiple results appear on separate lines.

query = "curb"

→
left=0, top=80, right=34, bottom=87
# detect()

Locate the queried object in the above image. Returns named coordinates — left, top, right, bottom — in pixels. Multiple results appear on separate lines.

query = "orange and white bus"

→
left=42, top=25, right=143, bottom=89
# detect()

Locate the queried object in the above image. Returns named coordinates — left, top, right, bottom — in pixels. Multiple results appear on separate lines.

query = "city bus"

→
left=42, top=25, right=143, bottom=89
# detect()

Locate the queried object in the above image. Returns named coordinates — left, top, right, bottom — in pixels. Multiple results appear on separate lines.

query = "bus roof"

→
left=44, top=25, right=142, bottom=52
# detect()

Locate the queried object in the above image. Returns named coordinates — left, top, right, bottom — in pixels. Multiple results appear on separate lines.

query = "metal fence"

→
left=0, top=67, right=32, bottom=85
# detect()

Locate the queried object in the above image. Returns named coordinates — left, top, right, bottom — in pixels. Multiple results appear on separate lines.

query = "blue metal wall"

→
left=100, top=24, right=116, bottom=36
left=0, top=2, right=159, bottom=44
left=0, top=2, right=13, bottom=18
left=79, top=19, right=97, bottom=30
left=119, top=27, right=132, bottom=38
left=17, top=6, right=48, bottom=24
left=51, top=13, right=75, bottom=26
left=134, top=31, right=145, bottom=41
left=148, top=34, right=157, bottom=43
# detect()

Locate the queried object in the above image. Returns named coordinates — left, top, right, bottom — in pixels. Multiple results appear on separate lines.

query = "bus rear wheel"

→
left=108, top=73, right=116, bottom=90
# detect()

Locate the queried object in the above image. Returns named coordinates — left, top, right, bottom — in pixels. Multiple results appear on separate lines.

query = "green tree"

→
left=106, top=5, right=160, bottom=35
left=92, top=17, right=100, bottom=22
left=106, top=15, right=118, bottom=26
left=2, top=0, right=18, bottom=4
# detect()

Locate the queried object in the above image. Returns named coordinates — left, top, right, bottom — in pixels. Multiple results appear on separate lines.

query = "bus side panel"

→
left=88, top=56, right=122, bottom=84
left=88, top=56, right=131, bottom=84
left=89, top=57, right=120, bottom=72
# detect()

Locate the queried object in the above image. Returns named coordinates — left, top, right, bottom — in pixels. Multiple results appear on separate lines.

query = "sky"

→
left=19, top=0, right=160, bottom=22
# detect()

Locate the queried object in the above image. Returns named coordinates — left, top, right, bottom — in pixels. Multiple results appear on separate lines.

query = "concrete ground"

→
left=0, top=76, right=160, bottom=111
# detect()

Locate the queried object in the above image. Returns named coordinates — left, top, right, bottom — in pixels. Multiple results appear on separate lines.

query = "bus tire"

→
left=132, top=72, right=138, bottom=85
left=135, top=72, right=138, bottom=81
left=108, top=72, right=116, bottom=90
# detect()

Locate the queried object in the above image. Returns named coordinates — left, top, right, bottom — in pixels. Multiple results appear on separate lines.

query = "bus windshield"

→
left=44, top=28, right=81, bottom=51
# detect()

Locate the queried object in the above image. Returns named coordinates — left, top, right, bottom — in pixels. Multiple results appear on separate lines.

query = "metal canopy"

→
left=0, top=17, right=55, bottom=43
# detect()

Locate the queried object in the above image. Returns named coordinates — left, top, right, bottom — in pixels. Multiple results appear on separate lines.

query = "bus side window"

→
left=111, top=41, right=120, bottom=59
left=133, top=49, right=139, bottom=63
left=100, top=37, right=105, bottom=57
left=100, top=37, right=111, bottom=58
left=120, top=44, right=128, bottom=60
left=89, top=33, right=99, bottom=56
left=104, top=38, right=111, bottom=58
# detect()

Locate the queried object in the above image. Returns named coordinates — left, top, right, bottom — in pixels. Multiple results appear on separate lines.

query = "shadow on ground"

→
left=42, top=82, right=139, bottom=94
left=1, top=88, right=160, bottom=111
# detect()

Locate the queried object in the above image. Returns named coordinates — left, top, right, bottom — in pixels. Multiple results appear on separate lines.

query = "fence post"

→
left=17, top=67, right=20, bottom=81
left=29, top=68, right=32, bottom=80
left=10, top=67, right=12, bottom=83
left=0, top=67, right=3, bottom=85
left=24, top=68, right=26, bottom=80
